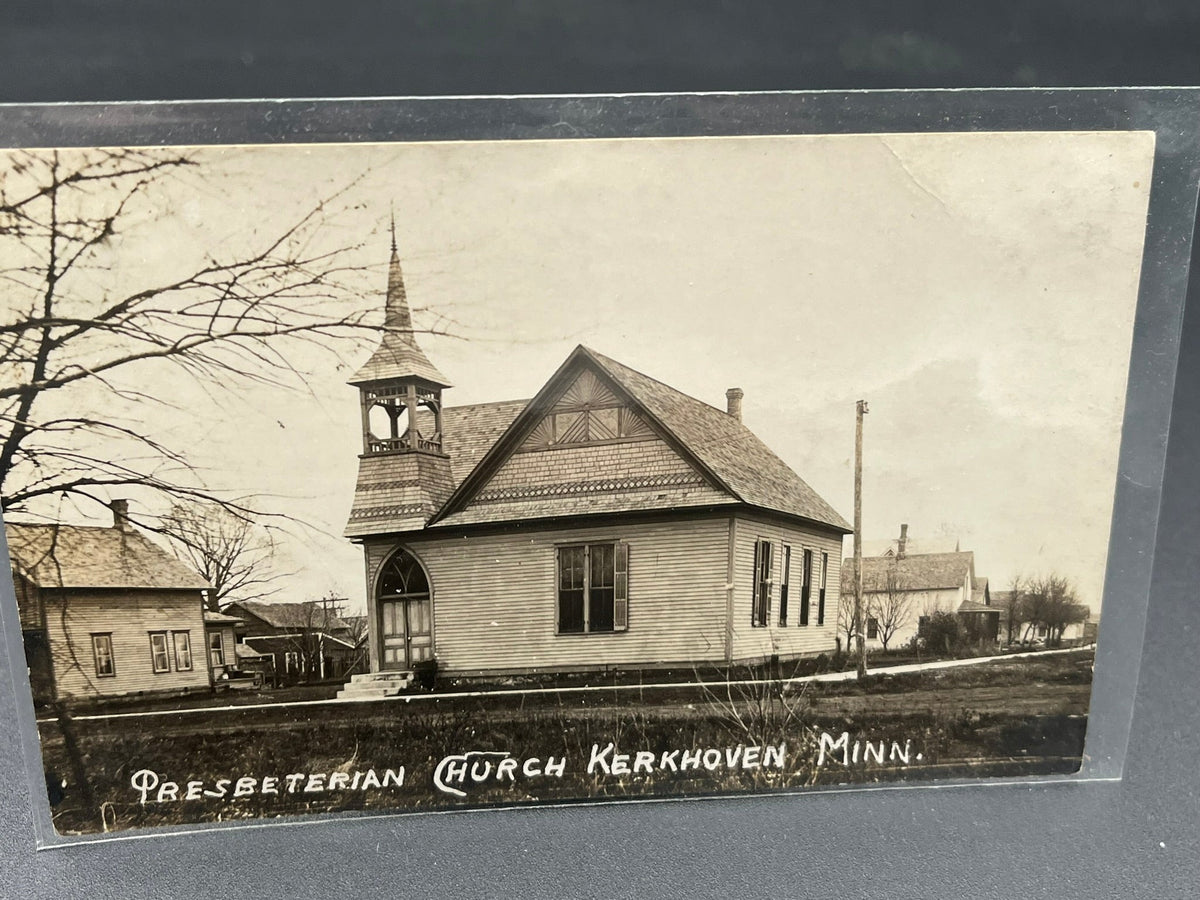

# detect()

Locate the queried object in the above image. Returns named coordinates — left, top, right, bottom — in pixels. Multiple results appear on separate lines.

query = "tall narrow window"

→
left=149, top=632, right=170, bottom=674
left=92, top=634, right=115, bottom=677
left=752, top=540, right=773, bottom=627
left=799, top=549, right=813, bottom=626
left=867, top=617, right=879, bottom=640
left=172, top=631, right=193, bottom=671
left=209, top=631, right=226, bottom=667
left=778, top=545, right=792, bottom=626
left=558, top=545, right=586, bottom=633
left=588, top=543, right=615, bottom=633
left=558, top=542, right=629, bottom=634
left=818, top=552, right=829, bottom=625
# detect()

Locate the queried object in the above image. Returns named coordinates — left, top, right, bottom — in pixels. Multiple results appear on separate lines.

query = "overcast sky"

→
left=4, top=131, right=1155, bottom=613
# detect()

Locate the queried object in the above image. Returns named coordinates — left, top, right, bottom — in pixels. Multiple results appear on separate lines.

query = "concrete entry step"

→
left=335, top=670, right=415, bottom=701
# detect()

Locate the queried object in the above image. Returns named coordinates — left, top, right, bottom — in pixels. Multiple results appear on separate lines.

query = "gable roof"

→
left=957, top=600, right=999, bottom=614
left=586, top=350, right=849, bottom=531
left=437, top=399, right=529, bottom=488
left=433, top=346, right=850, bottom=533
left=5, top=522, right=209, bottom=591
left=971, top=576, right=990, bottom=606
left=843, top=551, right=976, bottom=593
left=225, top=600, right=352, bottom=632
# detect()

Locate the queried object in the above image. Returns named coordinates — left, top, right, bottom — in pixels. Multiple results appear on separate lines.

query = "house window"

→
left=209, top=631, right=226, bottom=667
left=818, top=552, right=828, bottom=625
left=867, top=617, right=879, bottom=640
left=557, top=542, right=629, bottom=634
left=778, top=545, right=791, bottom=626
left=172, top=631, right=193, bottom=671
left=149, top=632, right=170, bottom=674
left=799, top=549, right=813, bottom=626
left=91, top=634, right=115, bottom=678
left=751, top=539, right=773, bottom=627
left=285, top=651, right=300, bottom=674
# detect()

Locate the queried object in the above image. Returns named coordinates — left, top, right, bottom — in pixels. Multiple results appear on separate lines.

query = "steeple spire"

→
left=348, top=217, right=451, bottom=389
left=385, top=213, right=413, bottom=337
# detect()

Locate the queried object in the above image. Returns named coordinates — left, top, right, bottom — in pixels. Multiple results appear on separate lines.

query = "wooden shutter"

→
left=752, top=540, right=761, bottom=625
left=613, top=541, right=629, bottom=631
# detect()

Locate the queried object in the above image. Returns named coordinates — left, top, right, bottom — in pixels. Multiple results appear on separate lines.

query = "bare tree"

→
left=0, top=147, right=411, bottom=829
left=159, top=501, right=285, bottom=612
left=0, top=147, right=404, bottom=522
left=1003, top=574, right=1026, bottom=645
left=1026, top=573, right=1088, bottom=647
left=869, top=566, right=914, bottom=651
left=837, top=574, right=857, bottom=655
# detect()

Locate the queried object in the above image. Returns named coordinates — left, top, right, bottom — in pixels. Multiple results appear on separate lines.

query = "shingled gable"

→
left=429, top=346, right=850, bottom=532
left=5, top=522, right=209, bottom=591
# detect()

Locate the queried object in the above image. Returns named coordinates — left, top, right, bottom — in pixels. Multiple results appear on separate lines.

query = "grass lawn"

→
left=37, top=649, right=1093, bottom=836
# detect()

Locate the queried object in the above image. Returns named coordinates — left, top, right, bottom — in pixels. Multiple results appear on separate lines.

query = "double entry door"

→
left=379, top=596, right=433, bottom=669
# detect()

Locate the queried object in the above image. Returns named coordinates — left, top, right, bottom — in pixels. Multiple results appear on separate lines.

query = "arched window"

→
left=376, top=548, right=433, bottom=669
left=378, top=549, right=429, bottom=599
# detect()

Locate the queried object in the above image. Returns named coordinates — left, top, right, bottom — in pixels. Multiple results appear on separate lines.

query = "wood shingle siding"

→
left=440, top=438, right=730, bottom=526
left=366, top=518, right=732, bottom=674
left=41, top=590, right=211, bottom=699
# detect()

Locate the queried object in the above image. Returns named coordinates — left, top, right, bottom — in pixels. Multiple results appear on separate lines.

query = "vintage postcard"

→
left=0, top=126, right=1161, bottom=837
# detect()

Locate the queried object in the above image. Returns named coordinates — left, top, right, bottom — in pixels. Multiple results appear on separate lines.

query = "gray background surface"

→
left=1, top=6, right=1199, bottom=897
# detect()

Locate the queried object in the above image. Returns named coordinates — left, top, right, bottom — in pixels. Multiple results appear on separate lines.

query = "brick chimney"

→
left=111, top=499, right=134, bottom=533
left=897, top=523, right=908, bottom=559
left=725, top=388, right=744, bottom=423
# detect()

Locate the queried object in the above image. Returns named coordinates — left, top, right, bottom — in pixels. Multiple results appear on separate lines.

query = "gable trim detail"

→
left=428, top=346, right=736, bottom=524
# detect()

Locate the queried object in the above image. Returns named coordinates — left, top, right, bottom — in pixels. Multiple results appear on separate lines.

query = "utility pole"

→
left=854, top=399, right=869, bottom=680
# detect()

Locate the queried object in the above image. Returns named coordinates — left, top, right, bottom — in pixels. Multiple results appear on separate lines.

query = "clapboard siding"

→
left=42, top=590, right=211, bottom=699
left=730, top=516, right=842, bottom=662
left=364, top=518, right=732, bottom=673
left=864, top=586, right=965, bottom=650
left=14, top=574, right=41, bottom=630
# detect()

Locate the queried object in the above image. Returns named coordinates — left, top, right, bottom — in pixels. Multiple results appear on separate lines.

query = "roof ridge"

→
left=581, top=347, right=730, bottom=417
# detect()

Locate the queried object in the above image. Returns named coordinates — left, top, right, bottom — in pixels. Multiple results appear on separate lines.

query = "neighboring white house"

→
left=844, top=524, right=998, bottom=651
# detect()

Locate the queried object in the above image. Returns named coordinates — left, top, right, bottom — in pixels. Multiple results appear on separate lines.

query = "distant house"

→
left=221, top=600, right=360, bottom=683
left=7, top=501, right=212, bottom=703
left=845, top=524, right=998, bottom=651
left=993, top=590, right=1095, bottom=646
left=342, top=236, right=850, bottom=690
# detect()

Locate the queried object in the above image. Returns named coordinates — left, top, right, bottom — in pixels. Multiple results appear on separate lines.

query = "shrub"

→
left=917, top=611, right=963, bottom=655
left=412, top=658, right=438, bottom=691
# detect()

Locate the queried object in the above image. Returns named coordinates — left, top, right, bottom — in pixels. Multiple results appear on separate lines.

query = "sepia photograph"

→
left=0, top=129, right=1155, bottom=837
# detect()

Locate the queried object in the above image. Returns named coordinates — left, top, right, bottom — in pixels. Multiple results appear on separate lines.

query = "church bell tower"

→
left=345, top=220, right=454, bottom=538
